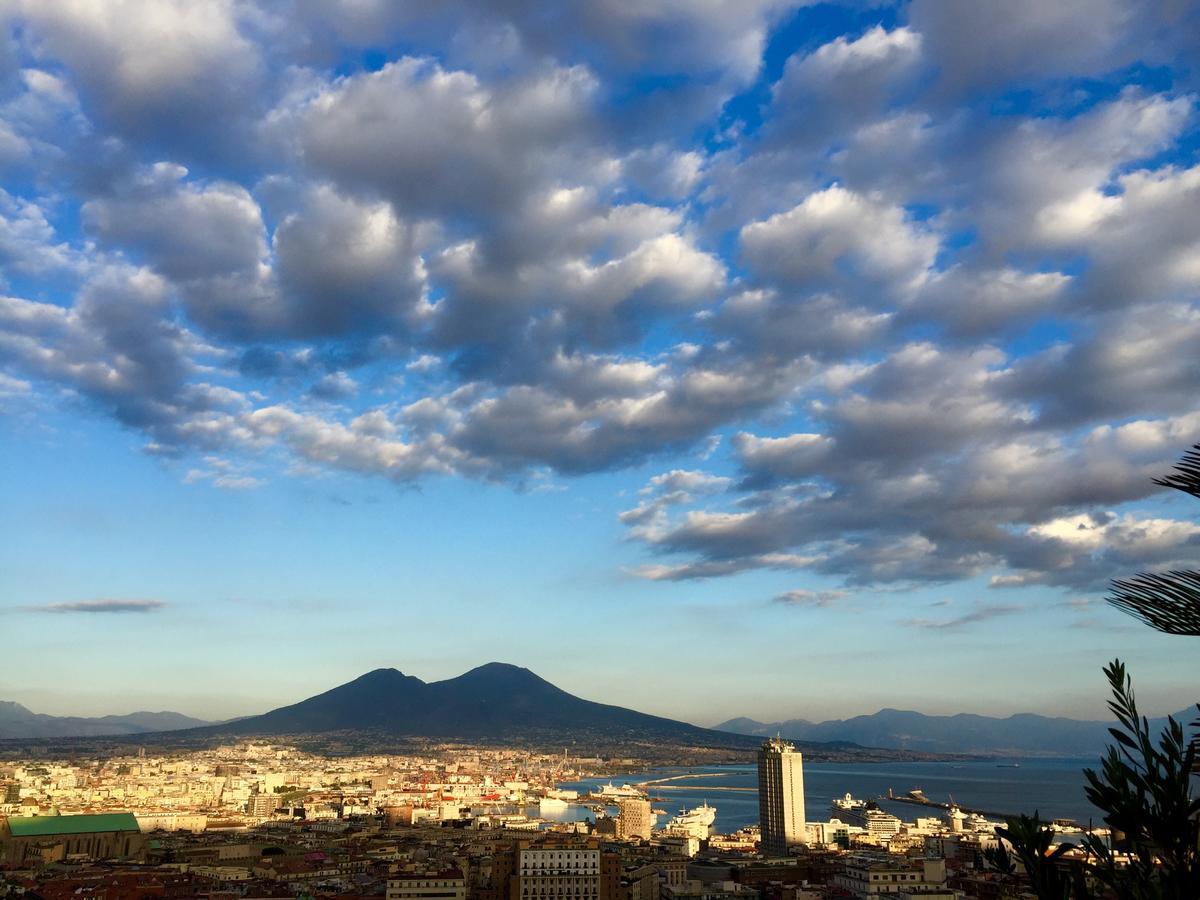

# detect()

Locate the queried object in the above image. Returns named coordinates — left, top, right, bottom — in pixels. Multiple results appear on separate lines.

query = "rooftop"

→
left=5, top=813, right=141, bottom=837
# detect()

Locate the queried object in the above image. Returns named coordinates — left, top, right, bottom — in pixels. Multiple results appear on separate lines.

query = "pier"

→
left=882, top=788, right=1021, bottom=822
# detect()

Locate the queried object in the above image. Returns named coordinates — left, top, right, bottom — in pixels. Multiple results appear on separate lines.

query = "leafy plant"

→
left=993, top=812, right=1087, bottom=900
left=1079, top=660, right=1200, bottom=900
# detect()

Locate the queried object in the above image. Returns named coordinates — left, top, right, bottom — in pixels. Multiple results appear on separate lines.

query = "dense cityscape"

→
left=0, top=736, right=1116, bottom=900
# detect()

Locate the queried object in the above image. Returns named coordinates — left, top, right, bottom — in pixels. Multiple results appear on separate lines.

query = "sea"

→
left=549, top=759, right=1104, bottom=833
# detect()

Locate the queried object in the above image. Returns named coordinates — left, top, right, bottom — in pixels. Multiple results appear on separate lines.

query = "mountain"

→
left=714, top=706, right=1195, bottom=756
left=186, top=663, right=760, bottom=748
left=0, top=700, right=210, bottom=739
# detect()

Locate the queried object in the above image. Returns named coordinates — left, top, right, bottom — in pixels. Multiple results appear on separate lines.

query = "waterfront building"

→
left=863, top=808, right=902, bottom=838
left=757, top=737, right=806, bottom=856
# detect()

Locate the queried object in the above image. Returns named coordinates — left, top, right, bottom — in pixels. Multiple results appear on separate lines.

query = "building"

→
left=387, top=868, right=467, bottom=900
left=246, top=793, right=278, bottom=817
left=757, top=738, right=806, bottom=856
left=616, top=798, right=653, bottom=841
left=805, top=818, right=855, bottom=848
left=516, top=841, right=601, bottom=900
left=483, top=837, right=620, bottom=900
left=863, top=808, right=902, bottom=839
left=0, top=812, right=146, bottom=864
left=135, top=812, right=208, bottom=833
left=831, top=854, right=954, bottom=898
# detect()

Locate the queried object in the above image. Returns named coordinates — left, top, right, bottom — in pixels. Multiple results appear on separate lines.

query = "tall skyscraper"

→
left=757, top=737, right=806, bottom=856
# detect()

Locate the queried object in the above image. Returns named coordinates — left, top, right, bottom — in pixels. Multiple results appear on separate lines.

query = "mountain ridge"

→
left=182, top=661, right=763, bottom=749
left=0, top=701, right=210, bottom=739
left=715, top=705, right=1197, bottom=756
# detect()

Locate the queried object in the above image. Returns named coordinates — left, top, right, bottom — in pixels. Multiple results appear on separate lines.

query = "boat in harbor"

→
left=596, top=782, right=646, bottom=798
left=831, top=792, right=868, bottom=821
left=669, top=801, right=716, bottom=828
left=830, top=793, right=893, bottom=829
left=664, top=802, right=716, bottom=838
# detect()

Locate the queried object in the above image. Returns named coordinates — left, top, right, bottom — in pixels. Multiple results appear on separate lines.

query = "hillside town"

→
left=0, top=739, right=1108, bottom=900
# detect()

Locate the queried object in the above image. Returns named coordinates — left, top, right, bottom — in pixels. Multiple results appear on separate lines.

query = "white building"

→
left=757, top=738, right=806, bottom=856
left=135, top=813, right=207, bottom=833
left=864, top=808, right=902, bottom=838
left=831, top=855, right=954, bottom=898
left=517, top=845, right=602, bottom=900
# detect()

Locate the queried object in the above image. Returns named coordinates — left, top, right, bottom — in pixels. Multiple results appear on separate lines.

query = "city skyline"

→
left=3, top=0, right=1200, bottom=723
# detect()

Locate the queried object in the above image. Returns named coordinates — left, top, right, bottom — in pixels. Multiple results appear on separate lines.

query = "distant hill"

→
left=0, top=701, right=210, bottom=739
left=184, top=663, right=764, bottom=749
left=714, top=706, right=1196, bottom=757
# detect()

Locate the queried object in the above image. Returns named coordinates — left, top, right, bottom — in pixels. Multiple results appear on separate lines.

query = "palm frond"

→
left=1107, top=571, right=1200, bottom=636
left=1153, top=442, right=1200, bottom=499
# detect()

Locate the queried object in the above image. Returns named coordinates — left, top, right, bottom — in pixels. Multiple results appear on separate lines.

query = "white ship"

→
left=596, top=782, right=645, bottom=798
left=830, top=793, right=871, bottom=828
left=539, top=797, right=570, bottom=813
left=664, top=802, right=716, bottom=839
left=669, top=801, right=716, bottom=828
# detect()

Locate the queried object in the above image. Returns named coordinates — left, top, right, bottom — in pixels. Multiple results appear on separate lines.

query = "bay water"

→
left=555, top=758, right=1103, bottom=833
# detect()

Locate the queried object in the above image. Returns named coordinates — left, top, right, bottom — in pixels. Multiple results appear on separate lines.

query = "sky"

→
left=1, top=0, right=1199, bottom=727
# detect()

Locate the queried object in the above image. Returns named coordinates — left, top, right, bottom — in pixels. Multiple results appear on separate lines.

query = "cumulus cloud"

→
left=740, top=185, right=939, bottom=299
left=1, top=0, right=1198, bottom=606
left=13, top=0, right=266, bottom=156
left=83, top=163, right=266, bottom=282
left=281, top=57, right=603, bottom=222
left=908, top=0, right=1153, bottom=94
left=619, top=336, right=1200, bottom=590
left=771, top=26, right=924, bottom=146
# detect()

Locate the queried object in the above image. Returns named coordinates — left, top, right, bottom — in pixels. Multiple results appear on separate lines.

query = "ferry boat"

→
left=669, top=801, right=716, bottom=828
left=830, top=792, right=869, bottom=825
left=664, top=802, right=716, bottom=839
left=596, top=782, right=645, bottom=798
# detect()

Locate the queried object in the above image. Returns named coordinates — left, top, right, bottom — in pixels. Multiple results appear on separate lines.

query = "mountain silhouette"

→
left=715, top=705, right=1195, bottom=756
left=190, top=662, right=759, bottom=747
left=0, top=700, right=210, bottom=739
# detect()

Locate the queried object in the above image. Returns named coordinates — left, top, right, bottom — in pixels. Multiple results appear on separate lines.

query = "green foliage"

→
left=983, top=833, right=1016, bottom=875
left=993, top=812, right=1086, bottom=900
left=1079, top=660, right=1200, bottom=900
left=993, top=660, right=1199, bottom=900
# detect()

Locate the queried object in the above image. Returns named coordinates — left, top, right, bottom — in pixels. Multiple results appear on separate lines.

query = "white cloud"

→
left=741, top=185, right=939, bottom=298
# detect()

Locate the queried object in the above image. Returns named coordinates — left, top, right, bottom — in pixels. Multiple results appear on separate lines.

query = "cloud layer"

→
left=23, top=599, right=167, bottom=614
left=1, top=0, right=1198, bottom=601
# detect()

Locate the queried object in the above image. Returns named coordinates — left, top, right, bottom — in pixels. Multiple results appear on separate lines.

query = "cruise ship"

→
left=664, top=802, right=716, bottom=839
left=669, top=802, right=716, bottom=828
left=830, top=792, right=869, bottom=826
left=596, top=782, right=646, bottom=798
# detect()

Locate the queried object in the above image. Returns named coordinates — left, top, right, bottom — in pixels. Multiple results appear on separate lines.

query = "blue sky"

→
left=1, top=0, right=1199, bottom=725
